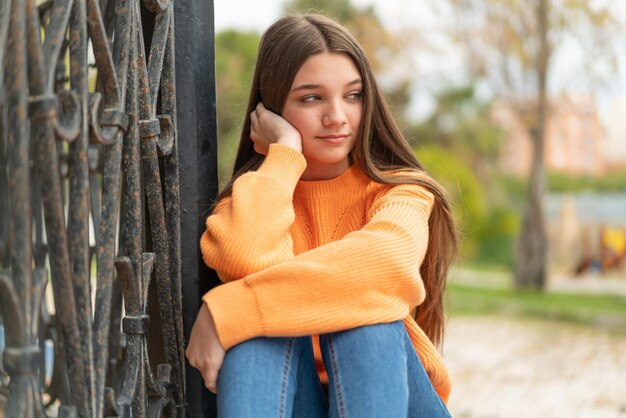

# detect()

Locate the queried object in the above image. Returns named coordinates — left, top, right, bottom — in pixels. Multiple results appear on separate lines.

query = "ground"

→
left=445, top=316, right=626, bottom=418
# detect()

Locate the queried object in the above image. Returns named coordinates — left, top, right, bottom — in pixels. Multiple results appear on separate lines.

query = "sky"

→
left=215, top=0, right=282, bottom=31
left=214, top=0, right=440, bottom=33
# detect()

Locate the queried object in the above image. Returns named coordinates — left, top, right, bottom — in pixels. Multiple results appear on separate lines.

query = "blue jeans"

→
left=216, top=321, right=451, bottom=418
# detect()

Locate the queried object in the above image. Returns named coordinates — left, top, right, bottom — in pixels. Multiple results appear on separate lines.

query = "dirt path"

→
left=444, top=316, right=626, bottom=418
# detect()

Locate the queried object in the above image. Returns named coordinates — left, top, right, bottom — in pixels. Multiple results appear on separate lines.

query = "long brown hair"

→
left=217, top=13, right=457, bottom=347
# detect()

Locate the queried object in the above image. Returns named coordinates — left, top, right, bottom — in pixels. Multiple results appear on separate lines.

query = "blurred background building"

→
left=496, top=95, right=625, bottom=178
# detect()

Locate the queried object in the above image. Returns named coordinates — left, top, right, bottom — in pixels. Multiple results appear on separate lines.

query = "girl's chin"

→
left=303, top=154, right=351, bottom=166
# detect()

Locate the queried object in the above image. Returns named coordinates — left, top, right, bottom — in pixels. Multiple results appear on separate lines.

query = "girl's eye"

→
left=301, top=95, right=321, bottom=103
left=347, top=91, right=363, bottom=100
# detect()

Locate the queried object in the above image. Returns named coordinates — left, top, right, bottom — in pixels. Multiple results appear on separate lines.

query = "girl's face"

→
left=282, top=52, right=363, bottom=181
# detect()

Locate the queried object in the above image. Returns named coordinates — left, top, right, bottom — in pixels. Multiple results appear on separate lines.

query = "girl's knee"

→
left=221, top=336, right=314, bottom=380
left=319, top=321, right=408, bottom=374
left=224, top=336, right=298, bottom=367
left=218, top=337, right=319, bottom=417
left=319, top=322, right=410, bottom=417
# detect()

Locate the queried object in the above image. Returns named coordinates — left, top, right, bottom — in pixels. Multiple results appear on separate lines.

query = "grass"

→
left=446, top=282, right=626, bottom=332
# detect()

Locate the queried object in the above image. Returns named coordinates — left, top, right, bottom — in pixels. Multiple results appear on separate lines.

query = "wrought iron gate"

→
left=0, top=0, right=219, bottom=415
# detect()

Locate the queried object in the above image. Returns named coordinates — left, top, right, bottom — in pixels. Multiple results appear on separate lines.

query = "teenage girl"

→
left=186, top=13, right=457, bottom=418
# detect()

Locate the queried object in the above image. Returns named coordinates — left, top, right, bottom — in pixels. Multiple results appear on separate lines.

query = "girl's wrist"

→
left=276, top=135, right=302, bottom=153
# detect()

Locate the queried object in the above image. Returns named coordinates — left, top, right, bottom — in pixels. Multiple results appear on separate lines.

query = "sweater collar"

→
left=294, top=164, right=368, bottom=199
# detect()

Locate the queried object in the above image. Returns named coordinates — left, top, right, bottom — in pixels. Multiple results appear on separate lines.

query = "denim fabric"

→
left=217, top=321, right=451, bottom=418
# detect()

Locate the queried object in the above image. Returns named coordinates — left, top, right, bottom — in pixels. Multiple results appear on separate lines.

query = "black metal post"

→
left=174, top=0, right=220, bottom=416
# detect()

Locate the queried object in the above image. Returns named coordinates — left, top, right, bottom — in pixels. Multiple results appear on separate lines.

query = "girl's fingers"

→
left=205, top=366, right=219, bottom=394
left=186, top=307, right=225, bottom=395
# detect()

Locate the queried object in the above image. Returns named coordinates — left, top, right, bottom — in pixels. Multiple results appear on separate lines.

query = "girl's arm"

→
left=203, top=184, right=434, bottom=350
left=189, top=108, right=304, bottom=392
left=201, top=144, right=306, bottom=282
left=202, top=104, right=304, bottom=282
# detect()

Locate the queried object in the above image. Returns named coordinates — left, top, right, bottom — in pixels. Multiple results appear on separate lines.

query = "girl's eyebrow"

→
left=290, top=78, right=363, bottom=92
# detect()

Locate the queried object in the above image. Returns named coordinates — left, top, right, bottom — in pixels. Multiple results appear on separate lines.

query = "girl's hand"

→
left=250, top=103, right=302, bottom=154
left=186, top=305, right=225, bottom=394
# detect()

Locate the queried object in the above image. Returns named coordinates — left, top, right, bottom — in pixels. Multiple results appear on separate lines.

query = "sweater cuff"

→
left=256, top=144, right=307, bottom=187
left=202, top=280, right=264, bottom=350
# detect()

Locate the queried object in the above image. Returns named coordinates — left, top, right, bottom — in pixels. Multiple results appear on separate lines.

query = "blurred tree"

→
left=411, top=85, right=504, bottom=185
left=445, top=0, right=620, bottom=289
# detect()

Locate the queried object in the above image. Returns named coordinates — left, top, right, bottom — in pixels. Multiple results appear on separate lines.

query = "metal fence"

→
left=0, top=0, right=219, bottom=415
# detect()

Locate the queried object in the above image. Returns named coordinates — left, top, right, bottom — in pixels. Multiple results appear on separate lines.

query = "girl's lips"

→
left=317, top=134, right=348, bottom=144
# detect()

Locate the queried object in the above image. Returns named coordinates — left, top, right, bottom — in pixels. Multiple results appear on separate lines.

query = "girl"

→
left=186, top=13, right=457, bottom=418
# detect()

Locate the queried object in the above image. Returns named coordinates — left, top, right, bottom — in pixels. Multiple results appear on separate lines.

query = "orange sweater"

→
left=201, top=144, right=451, bottom=403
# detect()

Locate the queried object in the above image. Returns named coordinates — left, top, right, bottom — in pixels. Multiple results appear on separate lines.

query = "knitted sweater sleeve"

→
left=202, top=167, right=434, bottom=350
left=200, top=144, right=307, bottom=282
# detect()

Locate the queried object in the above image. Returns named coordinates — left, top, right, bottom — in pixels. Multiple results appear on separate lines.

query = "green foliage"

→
left=215, top=30, right=260, bottom=185
left=215, top=30, right=260, bottom=134
left=472, top=207, right=519, bottom=269
left=548, top=171, right=626, bottom=193
left=447, top=283, right=626, bottom=332
left=415, top=144, right=486, bottom=258
left=469, top=174, right=524, bottom=269
left=496, top=174, right=527, bottom=204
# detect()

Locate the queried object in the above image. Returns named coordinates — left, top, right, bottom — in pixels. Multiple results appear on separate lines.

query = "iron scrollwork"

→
left=0, top=0, right=186, bottom=415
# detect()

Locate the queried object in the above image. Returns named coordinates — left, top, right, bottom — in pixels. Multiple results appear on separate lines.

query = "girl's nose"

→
left=322, top=102, right=348, bottom=127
